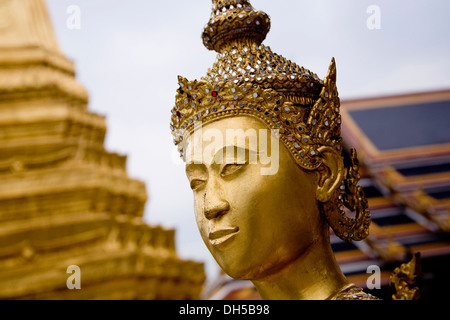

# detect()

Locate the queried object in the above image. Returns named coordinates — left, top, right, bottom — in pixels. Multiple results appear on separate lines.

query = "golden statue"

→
left=170, top=0, right=376, bottom=300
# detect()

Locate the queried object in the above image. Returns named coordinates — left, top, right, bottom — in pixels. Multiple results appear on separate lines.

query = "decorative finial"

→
left=390, top=252, right=422, bottom=300
left=202, top=0, right=271, bottom=52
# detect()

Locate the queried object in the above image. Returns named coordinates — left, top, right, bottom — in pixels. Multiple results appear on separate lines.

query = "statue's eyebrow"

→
left=211, top=145, right=258, bottom=167
left=185, top=145, right=258, bottom=175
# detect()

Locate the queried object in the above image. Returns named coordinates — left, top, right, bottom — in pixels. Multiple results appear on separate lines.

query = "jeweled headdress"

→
left=170, top=0, right=370, bottom=242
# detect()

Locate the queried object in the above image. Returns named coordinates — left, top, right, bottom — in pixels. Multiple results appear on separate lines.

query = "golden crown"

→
left=169, top=0, right=370, bottom=242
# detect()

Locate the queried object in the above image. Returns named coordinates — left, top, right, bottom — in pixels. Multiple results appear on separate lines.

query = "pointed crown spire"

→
left=202, top=0, right=270, bottom=52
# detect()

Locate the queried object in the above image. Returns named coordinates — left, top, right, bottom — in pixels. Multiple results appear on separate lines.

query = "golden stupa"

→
left=0, top=0, right=205, bottom=299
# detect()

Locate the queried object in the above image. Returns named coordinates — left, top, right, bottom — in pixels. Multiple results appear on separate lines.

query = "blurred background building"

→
left=0, top=0, right=204, bottom=299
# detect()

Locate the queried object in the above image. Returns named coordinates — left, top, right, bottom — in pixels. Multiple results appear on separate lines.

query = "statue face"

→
left=185, top=116, right=323, bottom=280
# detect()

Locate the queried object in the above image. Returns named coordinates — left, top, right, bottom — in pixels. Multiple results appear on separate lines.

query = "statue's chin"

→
left=215, top=255, right=281, bottom=281
left=212, top=254, right=258, bottom=280
left=221, top=266, right=257, bottom=281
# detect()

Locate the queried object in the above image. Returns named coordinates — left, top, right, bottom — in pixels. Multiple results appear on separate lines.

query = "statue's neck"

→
left=252, top=232, right=349, bottom=300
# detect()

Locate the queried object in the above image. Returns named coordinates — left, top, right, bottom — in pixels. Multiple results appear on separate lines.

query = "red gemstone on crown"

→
left=212, top=91, right=218, bottom=97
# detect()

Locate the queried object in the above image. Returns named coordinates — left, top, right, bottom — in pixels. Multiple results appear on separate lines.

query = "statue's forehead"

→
left=184, top=117, right=276, bottom=164
left=202, top=115, right=269, bottom=130
left=185, top=116, right=274, bottom=145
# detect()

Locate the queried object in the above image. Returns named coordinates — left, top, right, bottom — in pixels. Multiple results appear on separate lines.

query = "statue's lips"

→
left=209, top=227, right=239, bottom=246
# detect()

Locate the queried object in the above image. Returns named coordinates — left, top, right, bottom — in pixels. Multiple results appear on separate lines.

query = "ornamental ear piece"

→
left=169, top=0, right=370, bottom=242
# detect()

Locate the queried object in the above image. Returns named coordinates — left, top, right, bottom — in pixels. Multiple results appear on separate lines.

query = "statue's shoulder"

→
left=333, top=284, right=380, bottom=300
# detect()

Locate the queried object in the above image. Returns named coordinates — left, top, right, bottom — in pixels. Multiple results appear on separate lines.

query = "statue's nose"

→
left=204, top=199, right=230, bottom=220
left=203, top=179, right=230, bottom=220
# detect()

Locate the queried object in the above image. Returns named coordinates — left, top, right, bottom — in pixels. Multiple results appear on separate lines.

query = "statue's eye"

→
left=190, top=179, right=205, bottom=191
left=220, top=163, right=244, bottom=177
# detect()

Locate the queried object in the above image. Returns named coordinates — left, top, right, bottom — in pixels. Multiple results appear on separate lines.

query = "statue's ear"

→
left=315, top=146, right=345, bottom=203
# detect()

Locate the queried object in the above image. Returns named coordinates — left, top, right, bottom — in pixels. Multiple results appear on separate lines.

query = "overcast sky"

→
left=45, top=0, right=450, bottom=281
